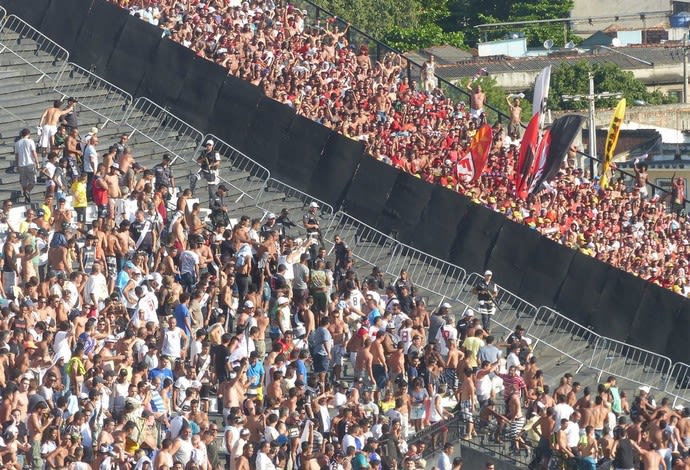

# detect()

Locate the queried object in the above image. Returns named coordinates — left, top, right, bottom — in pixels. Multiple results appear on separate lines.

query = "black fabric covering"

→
left=342, top=158, right=398, bottom=227
left=450, top=204, right=504, bottom=276
left=137, top=39, right=193, bottom=108
left=243, top=96, right=296, bottom=170
left=105, top=16, right=161, bottom=95
left=665, top=304, right=690, bottom=365
left=169, top=56, right=225, bottom=131
left=308, top=133, right=365, bottom=208
left=210, top=77, right=262, bottom=150
left=375, top=172, right=433, bottom=244
left=486, top=221, right=542, bottom=294
left=555, top=253, right=610, bottom=326
left=628, top=283, right=681, bottom=355
left=0, top=0, right=50, bottom=26
left=38, top=0, right=93, bottom=52
left=70, top=0, right=128, bottom=74
left=519, top=237, right=574, bottom=308
left=588, top=270, right=646, bottom=341
left=274, top=116, right=328, bottom=187
left=412, top=187, right=472, bottom=260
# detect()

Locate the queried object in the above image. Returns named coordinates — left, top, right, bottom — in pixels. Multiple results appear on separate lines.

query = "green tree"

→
left=546, top=61, right=677, bottom=111
left=383, top=24, right=465, bottom=51
left=316, top=0, right=424, bottom=39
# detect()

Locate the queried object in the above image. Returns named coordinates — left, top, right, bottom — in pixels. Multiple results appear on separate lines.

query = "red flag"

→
left=514, top=113, right=541, bottom=199
left=457, top=124, right=493, bottom=183
left=528, top=129, right=552, bottom=195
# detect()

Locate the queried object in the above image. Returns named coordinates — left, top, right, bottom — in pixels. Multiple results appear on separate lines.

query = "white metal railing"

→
left=194, top=134, right=271, bottom=205
left=528, top=306, right=602, bottom=374
left=0, top=7, right=6, bottom=23
left=386, top=243, right=467, bottom=304
left=666, top=363, right=690, bottom=407
left=258, top=178, right=335, bottom=231
left=588, top=336, right=673, bottom=392
left=323, top=211, right=399, bottom=270
left=0, top=15, right=69, bottom=83
left=4, top=11, right=688, bottom=405
left=124, top=97, right=203, bottom=163
left=54, top=62, right=133, bottom=127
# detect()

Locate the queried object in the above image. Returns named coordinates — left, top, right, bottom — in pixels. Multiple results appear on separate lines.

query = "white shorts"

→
left=39, top=124, right=57, bottom=148
left=470, top=108, right=483, bottom=120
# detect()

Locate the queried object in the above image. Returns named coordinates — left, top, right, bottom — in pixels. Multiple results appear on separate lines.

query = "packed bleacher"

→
left=113, top=0, right=690, bottom=298
left=0, top=2, right=689, bottom=470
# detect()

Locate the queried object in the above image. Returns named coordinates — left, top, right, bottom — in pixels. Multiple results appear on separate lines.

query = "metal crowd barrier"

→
left=527, top=306, right=601, bottom=374
left=257, top=178, right=335, bottom=231
left=0, top=14, right=68, bottom=83
left=666, top=363, right=690, bottom=407
left=124, top=97, right=203, bottom=163
left=323, top=211, right=399, bottom=269
left=588, top=336, right=673, bottom=392
left=386, top=243, right=467, bottom=304
left=194, top=134, right=271, bottom=205
left=0, top=7, right=6, bottom=23
left=456, top=272, right=538, bottom=326
left=54, top=62, right=133, bottom=128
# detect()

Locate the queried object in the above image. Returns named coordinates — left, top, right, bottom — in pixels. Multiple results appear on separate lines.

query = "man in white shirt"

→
left=14, top=128, right=38, bottom=203
left=255, top=440, right=277, bottom=470
left=436, top=442, right=453, bottom=470
left=84, top=264, right=109, bottom=307
left=553, top=394, right=574, bottom=431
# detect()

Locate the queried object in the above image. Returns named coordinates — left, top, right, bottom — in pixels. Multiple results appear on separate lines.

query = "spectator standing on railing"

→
left=15, top=128, right=39, bottom=204
left=473, top=270, right=498, bottom=333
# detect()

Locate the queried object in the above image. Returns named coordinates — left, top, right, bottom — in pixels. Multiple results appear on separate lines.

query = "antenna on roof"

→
left=564, top=40, right=575, bottom=49
left=543, top=39, right=554, bottom=53
left=611, top=37, right=622, bottom=47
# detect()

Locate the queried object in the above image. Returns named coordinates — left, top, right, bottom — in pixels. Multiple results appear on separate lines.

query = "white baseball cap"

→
left=484, top=270, right=493, bottom=276
left=309, top=202, right=319, bottom=208
left=205, top=139, right=215, bottom=146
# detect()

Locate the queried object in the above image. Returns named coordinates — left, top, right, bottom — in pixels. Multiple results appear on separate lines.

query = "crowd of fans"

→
left=113, top=0, right=690, bottom=297
left=3, top=100, right=690, bottom=470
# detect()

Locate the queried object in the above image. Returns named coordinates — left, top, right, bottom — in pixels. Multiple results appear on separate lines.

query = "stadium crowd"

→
left=2, top=96, right=690, bottom=470
left=112, top=0, right=690, bottom=297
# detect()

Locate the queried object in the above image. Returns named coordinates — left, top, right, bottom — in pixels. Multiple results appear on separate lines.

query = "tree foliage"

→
left=546, top=61, right=677, bottom=111
left=383, top=25, right=465, bottom=51
left=316, top=0, right=423, bottom=39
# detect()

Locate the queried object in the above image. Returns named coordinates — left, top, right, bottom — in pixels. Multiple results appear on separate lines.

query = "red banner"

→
left=514, top=112, right=541, bottom=199
left=457, top=124, right=493, bottom=183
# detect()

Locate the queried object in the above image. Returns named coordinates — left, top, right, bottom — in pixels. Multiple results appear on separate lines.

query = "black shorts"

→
left=313, top=354, right=329, bottom=373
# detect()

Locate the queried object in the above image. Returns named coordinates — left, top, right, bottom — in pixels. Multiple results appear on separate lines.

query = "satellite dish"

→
left=543, top=39, right=554, bottom=51
left=612, top=37, right=622, bottom=47
left=564, top=40, right=575, bottom=49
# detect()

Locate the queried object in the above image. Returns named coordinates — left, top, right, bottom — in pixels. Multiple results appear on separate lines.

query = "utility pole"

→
left=683, top=33, right=688, bottom=104
left=562, top=72, right=621, bottom=175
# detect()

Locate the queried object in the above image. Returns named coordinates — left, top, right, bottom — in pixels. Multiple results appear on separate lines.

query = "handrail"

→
left=0, top=7, right=6, bottom=24
left=54, top=62, right=133, bottom=128
left=194, top=133, right=272, bottom=205
left=0, top=14, right=69, bottom=83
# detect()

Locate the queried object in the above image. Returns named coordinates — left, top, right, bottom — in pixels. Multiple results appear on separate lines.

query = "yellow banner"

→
left=600, top=98, right=626, bottom=189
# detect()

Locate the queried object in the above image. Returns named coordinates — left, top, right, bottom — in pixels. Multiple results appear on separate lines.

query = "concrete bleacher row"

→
left=0, top=10, right=689, bottom=467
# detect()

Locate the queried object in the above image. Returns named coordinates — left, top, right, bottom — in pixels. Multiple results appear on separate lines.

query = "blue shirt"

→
left=368, top=308, right=381, bottom=326
left=115, top=270, right=130, bottom=294
left=295, top=359, right=308, bottom=383
left=174, top=303, right=191, bottom=335
left=247, top=361, right=264, bottom=387
left=149, top=367, right=173, bottom=383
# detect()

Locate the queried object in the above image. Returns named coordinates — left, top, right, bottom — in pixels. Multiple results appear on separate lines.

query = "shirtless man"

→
left=467, top=84, right=486, bottom=119
left=591, top=396, right=609, bottom=439
left=355, top=338, right=374, bottom=388
left=369, top=332, right=388, bottom=401
left=534, top=406, right=555, bottom=468
left=387, top=342, right=405, bottom=387
left=445, top=339, right=462, bottom=396
left=506, top=384, right=526, bottom=452
left=633, top=157, right=650, bottom=198
left=47, top=238, right=70, bottom=273
left=105, top=222, right=121, bottom=290
left=105, top=164, right=123, bottom=218
left=505, top=96, right=522, bottom=137
left=327, top=308, right=348, bottom=381
left=460, top=368, right=477, bottom=439
left=39, top=100, right=74, bottom=164
left=115, top=220, right=134, bottom=268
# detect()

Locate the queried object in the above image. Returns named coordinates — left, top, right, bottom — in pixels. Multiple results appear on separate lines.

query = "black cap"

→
left=218, top=184, right=228, bottom=192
